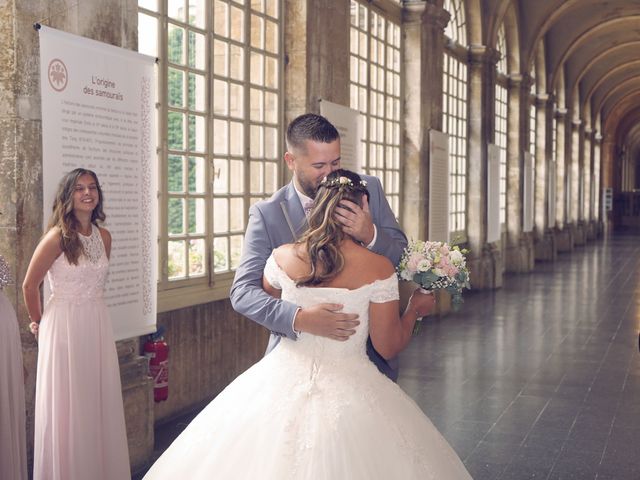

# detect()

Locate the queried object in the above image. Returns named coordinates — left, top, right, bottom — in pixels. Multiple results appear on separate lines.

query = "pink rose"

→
left=406, top=252, right=423, bottom=273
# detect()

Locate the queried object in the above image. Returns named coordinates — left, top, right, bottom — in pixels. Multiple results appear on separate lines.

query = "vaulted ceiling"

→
left=480, top=0, right=640, bottom=148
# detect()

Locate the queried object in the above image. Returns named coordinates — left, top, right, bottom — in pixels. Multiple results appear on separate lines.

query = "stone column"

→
left=285, top=0, right=350, bottom=124
left=570, top=120, right=585, bottom=245
left=0, top=0, right=153, bottom=474
left=466, top=45, right=502, bottom=289
left=601, top=135, right=616, bottom=228
left=554, top=109, right=573, bottom=251
left=402, top=1, right=449, bottom=239
left=117, top=339, right=154, bottom=470
left=593, top=135, right=604, bottom=234
left=583, top=128, right=596, bottom=240
left=504, top=73, right=534, bottom=273
left=534, top=94, right=557, bottom=261
left=401, top=2, right=455, bottom=313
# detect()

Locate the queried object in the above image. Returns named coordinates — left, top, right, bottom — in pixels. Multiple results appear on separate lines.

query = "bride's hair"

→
left=48, top=168, right=106, bottom=265
left=296, top=169, right=369, bottom=287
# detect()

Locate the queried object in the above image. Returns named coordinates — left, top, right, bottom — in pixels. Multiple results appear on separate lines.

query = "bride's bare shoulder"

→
left=272, top=243, right=303, bottom=262
left=272, top=243, right=309, bottom=279
left=347, top=246, right=395, bottom=282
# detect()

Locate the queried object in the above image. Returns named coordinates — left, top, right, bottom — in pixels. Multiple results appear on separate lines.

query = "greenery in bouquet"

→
left=397, top=239, right=471, bottom=311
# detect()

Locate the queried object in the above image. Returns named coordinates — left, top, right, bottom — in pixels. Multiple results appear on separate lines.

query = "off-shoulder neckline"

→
left=267, top=254, right=396, bottom=292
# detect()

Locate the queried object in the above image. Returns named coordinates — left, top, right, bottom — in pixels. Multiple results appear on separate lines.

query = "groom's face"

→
left=285, top=139, right=341, bottom=198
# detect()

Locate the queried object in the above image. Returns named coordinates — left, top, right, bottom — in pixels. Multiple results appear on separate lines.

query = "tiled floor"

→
left=135, top=232, right=640, bottom=479
left=399, top=231, right=640, bottom=479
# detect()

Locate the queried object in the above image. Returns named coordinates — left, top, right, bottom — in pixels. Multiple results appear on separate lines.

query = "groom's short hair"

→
left=286, top=113, right=339, bottom=152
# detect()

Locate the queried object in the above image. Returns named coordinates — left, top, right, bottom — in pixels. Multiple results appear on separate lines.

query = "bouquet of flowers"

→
left=397, top=240, right=471, bottom=333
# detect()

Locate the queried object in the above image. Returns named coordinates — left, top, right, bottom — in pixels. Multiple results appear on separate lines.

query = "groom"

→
left=230, top=113, right=410, bottom=381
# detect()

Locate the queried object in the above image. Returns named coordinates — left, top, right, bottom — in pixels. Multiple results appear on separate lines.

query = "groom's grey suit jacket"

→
left=230, top=174, right=408, bottom=380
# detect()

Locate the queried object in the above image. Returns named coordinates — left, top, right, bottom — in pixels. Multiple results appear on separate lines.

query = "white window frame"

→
left=138, top=0, right=285, bottom=312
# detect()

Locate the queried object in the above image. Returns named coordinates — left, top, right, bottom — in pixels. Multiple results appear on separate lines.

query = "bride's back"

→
left=265, top=245, right=398, bottom=364
left=273, top=240, right=395, bottom=291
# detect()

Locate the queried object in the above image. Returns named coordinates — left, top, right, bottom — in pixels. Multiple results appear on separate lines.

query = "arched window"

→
left=529, top=78, right=536, bottom=157
left=443, top=0, right=469, bottom=240
left=529, top=71, right=537, bottom=227
left=495, top=23, right=508, bottom=226
left=349, top=1, right=403, bottom=218
left=138, top=0, right=284, bottom=306
left=549, top=100, right=558, bottom=225
left=444, top=0, right=467, bottom=45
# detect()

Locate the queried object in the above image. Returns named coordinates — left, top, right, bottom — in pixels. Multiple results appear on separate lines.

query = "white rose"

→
left=449, top=250, right=463, bottom=265
left=400, top=269, right=413, bottom=281
left=417, top=259, right=431, bottom=272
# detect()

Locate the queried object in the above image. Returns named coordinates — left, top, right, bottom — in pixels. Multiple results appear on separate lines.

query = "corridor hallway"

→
left=399, top=232, right=640, bottom=479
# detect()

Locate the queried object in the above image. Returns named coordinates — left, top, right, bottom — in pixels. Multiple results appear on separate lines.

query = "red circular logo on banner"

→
left=48, top=58, right=68, bottom=92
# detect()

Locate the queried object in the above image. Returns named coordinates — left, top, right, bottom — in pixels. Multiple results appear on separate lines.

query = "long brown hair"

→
left=296, top=169, right=369, bottom=287
left=47, top=168, right=106, bottom=265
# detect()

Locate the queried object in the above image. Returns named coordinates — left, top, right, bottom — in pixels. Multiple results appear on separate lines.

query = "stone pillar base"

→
left=117, top=338, right=154, bottom=475
left=572, top=222, right=587, bottom=246
left=534, top=229, right=557, bottom=262
left=505, top=234, right=535, bottom=273
left=585, top=221, right=598, bottom=240
left=468, top=243, right=503, bottom=290
left=556, top=227, right=574, bottom=252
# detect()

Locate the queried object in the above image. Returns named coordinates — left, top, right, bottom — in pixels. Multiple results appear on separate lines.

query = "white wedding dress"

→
left=144, top=254, right=471, bottom=480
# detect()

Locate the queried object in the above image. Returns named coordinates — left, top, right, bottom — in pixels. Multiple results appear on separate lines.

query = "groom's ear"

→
left=284, top=151, right=295, bottom=171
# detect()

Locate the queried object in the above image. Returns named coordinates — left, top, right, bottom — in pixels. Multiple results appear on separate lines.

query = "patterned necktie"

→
left=303, top=200, right=314, bottom=217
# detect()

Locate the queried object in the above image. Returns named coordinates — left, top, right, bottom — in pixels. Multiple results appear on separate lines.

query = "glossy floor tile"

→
left=398, top=232, right=640, bottom=479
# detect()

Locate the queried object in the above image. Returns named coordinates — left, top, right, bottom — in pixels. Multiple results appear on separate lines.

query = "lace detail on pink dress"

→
left=47, top=224, right=109, bottom=302
left=79, top=224, right=105, bottom=264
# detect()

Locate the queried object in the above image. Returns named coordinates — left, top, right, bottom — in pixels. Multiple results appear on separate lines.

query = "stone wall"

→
left=153, top=299, right=268, bottom=425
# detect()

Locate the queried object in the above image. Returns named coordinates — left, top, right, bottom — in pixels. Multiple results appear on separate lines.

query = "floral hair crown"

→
left=320, top=176, right=368, bottom=190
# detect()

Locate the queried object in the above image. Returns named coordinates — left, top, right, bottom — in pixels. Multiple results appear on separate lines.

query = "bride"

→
left=143, top=169, right=471, bottom=479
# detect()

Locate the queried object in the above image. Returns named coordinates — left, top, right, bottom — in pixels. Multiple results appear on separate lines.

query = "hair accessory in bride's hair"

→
left=320, top=176, right=367, bottom=189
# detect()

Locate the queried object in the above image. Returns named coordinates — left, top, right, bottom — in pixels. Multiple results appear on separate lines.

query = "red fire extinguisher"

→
left=144, top=326, right=169, bottom=402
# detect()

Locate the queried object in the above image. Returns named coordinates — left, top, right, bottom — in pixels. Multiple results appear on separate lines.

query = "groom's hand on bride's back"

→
left=294, top=304, right=360, bottom=341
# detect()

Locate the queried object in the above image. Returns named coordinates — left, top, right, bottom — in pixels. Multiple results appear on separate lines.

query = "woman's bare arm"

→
left=99, top=227, right=112, bottom=259
left=22, top=229, right=62, bottom=323
left=369, top=289, right=435, bottom=360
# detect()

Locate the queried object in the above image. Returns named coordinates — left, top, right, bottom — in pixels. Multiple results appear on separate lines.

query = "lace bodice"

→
left=47, top=224, right=109, bottom=302
left=264, top=254, right=399, bottom=362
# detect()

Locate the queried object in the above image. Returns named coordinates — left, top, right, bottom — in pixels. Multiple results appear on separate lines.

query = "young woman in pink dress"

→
left=23, top=168, right=130, bottom=480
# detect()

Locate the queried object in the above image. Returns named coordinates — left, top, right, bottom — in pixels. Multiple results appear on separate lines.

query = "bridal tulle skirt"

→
left=143, top=339, right=471, bottom=480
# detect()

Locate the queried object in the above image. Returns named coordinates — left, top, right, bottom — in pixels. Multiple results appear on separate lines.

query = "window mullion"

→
left=159, top=6, right=170, bottom=288
left=206, top=2, right=215, bottom=287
